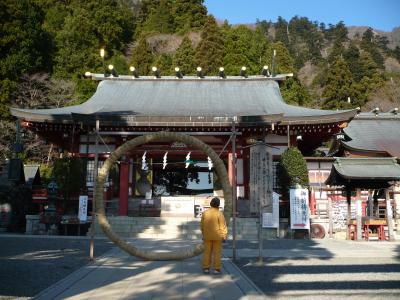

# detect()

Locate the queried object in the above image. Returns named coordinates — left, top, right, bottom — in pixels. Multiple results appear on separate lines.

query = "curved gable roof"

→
left=10, top=76, right=356, bottom=125
left=343, top=113, right=400, bottom=157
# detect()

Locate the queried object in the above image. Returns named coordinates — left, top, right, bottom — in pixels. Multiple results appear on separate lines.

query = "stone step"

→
left=89, top=216, right=267, bottom=240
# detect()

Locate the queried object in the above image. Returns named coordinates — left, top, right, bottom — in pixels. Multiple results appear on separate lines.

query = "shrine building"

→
left=10, top=72, right=357, bottom=219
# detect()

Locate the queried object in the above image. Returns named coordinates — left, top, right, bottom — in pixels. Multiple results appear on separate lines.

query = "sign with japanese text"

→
left=290, top=188, right=310, bottom=229
left=262, top=192, right=280, bottom=228
left=249, top=144, right=273, bottom=214
left=78, top=195, right=88, bottom=222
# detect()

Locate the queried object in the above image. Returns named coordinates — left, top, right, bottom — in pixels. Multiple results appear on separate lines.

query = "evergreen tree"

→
left=274, top=16, right=290, bottom=48
left=327, top=41, right=345, bottom=64
left=394, top=46, right=400, bottom=63
left=343, top=43, right=363, bottom=81
left=223, top=25, right=268, bottom=75
left=322, top=57, right=354, bottom=109
left=173, top=36, right=197, bottom=75
left=262, top=42, right=294, bottom=75
left=360, top=27, right=385, bottom=69
left=154, top=54, right=173, bottom=75
left=0, top=0, right=51, bottom=118
left=195, top=15, right=224, bottom=75
left=173, top=0, right=207, bottom=34
left=325, top=21, right=348, bottom=43
left=277, top=147, right=309, bottom=199
left=255, top=19, right=271, bottom=37
left=52, top=0, right=135, bottom=99
left=280, top=77, right=311, bottom=106
left=130, top=37, right=154, bottom=75
left=141, top=0, right=175, bottom=34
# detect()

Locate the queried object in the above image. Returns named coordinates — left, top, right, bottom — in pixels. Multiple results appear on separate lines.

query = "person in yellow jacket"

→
left=200, top=197, right=227, bottom=274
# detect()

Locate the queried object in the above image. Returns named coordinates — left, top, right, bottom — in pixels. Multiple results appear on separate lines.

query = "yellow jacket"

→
left=200, top=207, right=228, bottom=240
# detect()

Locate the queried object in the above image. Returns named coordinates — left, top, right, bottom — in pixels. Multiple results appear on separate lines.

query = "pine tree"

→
left=173, top=0, right=207, bottom=34
left=130, top=37, right=154, bottom=76
left=195, top=15, right=224, bottom=75
left=173, top=36, right=197, bottom=75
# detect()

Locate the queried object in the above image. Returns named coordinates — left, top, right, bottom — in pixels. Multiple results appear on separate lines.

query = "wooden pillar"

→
left=356, top=188, right=362, bottom=241
left=368, top=190, right=373, bottom=218
left=385, top=189, right=394, bottom=241
left=309, top=189, right=316, bottom=215
left=328, top=196, right=333, bottom=238
left=119, top=162, right=129, bottom=216
left=228, top=152, right=234, bottom=186
left=346, top=187, right=352, bottom=240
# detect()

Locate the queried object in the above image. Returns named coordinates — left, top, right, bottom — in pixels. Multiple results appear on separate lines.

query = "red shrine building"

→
left=11, top=73, right=357, bottom=219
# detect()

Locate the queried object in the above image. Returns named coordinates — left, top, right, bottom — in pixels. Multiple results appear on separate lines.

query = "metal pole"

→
left=287, top=125, right=290, bottom=148
left=90, top=119, right=99, bottom=261
left=258, top=186, right=263, bottom=263
left=231, top=121, right=237, bottom=261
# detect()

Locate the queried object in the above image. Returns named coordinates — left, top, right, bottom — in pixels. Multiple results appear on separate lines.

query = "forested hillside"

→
left=1, top=0, right=400, bottom=163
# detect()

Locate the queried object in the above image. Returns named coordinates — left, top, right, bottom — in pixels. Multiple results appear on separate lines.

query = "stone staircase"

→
left=89, top=216, right=284, bottom=240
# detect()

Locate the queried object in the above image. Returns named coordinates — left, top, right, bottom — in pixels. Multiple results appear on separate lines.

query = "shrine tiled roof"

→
left=342, top=112, right=400, bottom=157
left=326, top=157, right=400, bottom=188
left=10, top=76, right=356, bottom=126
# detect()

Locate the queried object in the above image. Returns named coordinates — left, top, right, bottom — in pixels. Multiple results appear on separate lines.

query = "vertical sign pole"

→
left=231, top=121, right=237, bottom=261
left=90, top=119, right=99, bottom=261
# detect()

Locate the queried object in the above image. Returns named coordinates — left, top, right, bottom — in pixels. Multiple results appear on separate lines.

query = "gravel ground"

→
left=0, top=235, right=114, bottom=299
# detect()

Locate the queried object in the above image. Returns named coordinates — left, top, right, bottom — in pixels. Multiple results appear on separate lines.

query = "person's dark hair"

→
left=210, top=197, right=220, bottom=208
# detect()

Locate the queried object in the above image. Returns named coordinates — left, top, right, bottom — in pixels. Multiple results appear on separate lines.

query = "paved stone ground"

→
left=1, top=234, right=400, bottom=300
left=0, top=235, right=114, bottom=299
left=232, top=240, right=400, bottom=300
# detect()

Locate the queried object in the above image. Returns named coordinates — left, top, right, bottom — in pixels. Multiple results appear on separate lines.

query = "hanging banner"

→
left=249, top=144, right=273, bottom=214
left=290, top=188, right=310, bottom=229
left=262, top=192, right=280, bottom=228
left=78, top=195, right=88, bottom=222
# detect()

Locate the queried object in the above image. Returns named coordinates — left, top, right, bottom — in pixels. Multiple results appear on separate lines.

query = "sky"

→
left=204, top=0, right=400, bottom=32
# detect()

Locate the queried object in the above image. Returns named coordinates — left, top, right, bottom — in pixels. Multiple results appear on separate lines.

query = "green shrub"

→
left=277, top=147, right=309, bottom=199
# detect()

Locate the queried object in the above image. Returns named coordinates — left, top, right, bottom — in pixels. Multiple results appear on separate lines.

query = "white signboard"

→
left=161, top=196, right=195, bottom=216
left=290, top=188, right=310, bottom=229
left=78, top=195, right=88, bottom=222
left=262, top=192, right=280, bottom=228
left=249, top=144, right=273, bottom=214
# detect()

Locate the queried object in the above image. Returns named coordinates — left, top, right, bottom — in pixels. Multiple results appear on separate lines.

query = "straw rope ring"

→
left=94, top=131, right=232, bottom=260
